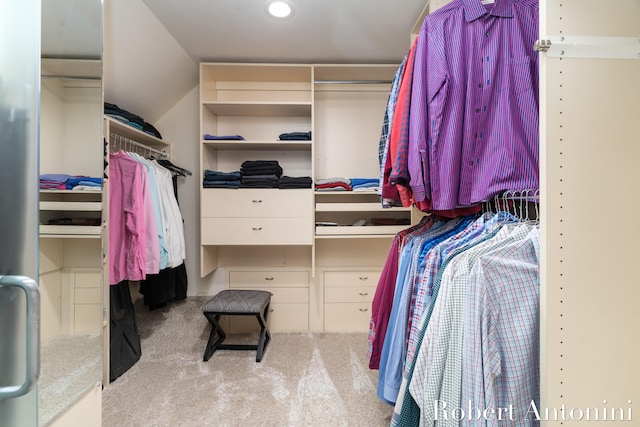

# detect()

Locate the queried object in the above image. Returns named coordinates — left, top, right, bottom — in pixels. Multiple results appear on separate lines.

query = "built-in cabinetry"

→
left=199, top=63, right=409, bottom=332
left=39, top=58, right=105, bottom=426
left=312, top=65, right=409, bottom=332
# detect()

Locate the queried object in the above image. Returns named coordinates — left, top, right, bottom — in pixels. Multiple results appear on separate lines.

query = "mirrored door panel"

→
left=40, top=0, right=104, bottom=425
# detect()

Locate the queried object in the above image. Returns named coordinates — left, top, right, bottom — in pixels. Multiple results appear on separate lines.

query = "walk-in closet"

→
left=1, top=0, right=638, bottom=426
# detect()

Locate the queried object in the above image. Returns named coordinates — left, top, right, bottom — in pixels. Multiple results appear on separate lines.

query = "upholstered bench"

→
left=202, top=289, right=272, bottom=362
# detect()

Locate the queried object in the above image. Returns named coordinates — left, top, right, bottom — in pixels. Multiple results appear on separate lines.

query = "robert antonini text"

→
left=433, top=400, right=633, bottom=422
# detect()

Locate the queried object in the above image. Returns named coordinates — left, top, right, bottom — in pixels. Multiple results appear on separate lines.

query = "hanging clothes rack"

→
left=110, top=133, right=167, bottom=159
left=483, top=188, right=540, bottom=221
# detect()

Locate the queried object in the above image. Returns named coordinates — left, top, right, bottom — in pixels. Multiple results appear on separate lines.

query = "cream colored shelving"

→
left=199, top=63, right=315, bottom=279
left=199, top=62, right=407, bottom=332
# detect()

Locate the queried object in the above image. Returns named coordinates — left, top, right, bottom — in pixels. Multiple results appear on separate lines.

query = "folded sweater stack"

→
left=315, top=177, right=352, bottom=192
left=240, top=160, right=282, bottom=188
left=104, top=102, right=162, bottom=139
left=202, top=170, right=242, bottom=188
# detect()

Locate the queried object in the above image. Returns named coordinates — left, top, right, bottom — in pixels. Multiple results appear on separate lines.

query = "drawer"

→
left=230, top=271, right=309, bottom=288
left=73, top=270, right=101, bottom=288
left=201, top=217, right=312, bottom=245
left=74, top=304, right=102, bottom=334
left=202, top=188, right=312, bottom=218
left=231, top=286, right=308, bottom=304
left=269, top=303, right=309, bottom=332
left=75, top=288, right=102, bottom=304
left=228, top=302, right=308, bottom=332
left=324, top=303, right=371, bottom=332
left=324, top=286, right=374, bottom=303
left=323, top=270, right=381, bottom=287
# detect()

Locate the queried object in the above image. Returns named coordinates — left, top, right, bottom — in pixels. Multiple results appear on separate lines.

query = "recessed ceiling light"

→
left=266, top=1, right=294, bottom=19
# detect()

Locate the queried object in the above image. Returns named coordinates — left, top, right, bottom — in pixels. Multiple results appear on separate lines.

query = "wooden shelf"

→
left=314, top=191, right=379, bottom=196
left=40, top=189, right=103, bottom=194
left=315, top=202, right=410, bottom=212
left=39, top=225, right=102, bottom=238
left=203, top=140, right=312, bottom=151
left=203, top=101, right=312, bottom=116
left=105, top=116, right=169, bottom=151
left=40, top=201, right=102, bottom=211
left=315, top=225, right=405, bottom=236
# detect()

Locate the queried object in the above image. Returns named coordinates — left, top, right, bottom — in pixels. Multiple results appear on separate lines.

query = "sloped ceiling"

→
left=103, top=0, right=427, bottom=124
left=141, top=0, right=427, bottom=63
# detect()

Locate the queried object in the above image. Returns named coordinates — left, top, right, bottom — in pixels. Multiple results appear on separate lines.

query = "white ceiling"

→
left=41, top=0, right=429, bottom=124
left=141, top=0, right=427, bottom=64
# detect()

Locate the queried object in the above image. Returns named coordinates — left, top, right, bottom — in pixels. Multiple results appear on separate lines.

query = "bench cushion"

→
left=203, top=289, right=271, bottom=314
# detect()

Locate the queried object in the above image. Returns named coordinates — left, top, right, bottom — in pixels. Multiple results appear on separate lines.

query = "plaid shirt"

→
left=405, top=212, right=519, bottom=367
left=392, top=225, right=503, bottom=427
left=378, top=219, right=465, bottom=404
left=379, top=52, right=408, bottom=196
left=460, top=227, right=540, bottom=426
left=408, top=223, right=534, bottom=427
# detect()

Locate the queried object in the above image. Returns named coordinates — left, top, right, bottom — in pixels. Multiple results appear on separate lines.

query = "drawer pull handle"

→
left=252, top=200, right=263, bottom=204
left=359, top=276, right=368, bottom=281
left=252, top=227, right=263, bottom=231
left=265, top=277, right=274, bottom=281
left=359, top=308, right=369, bottom=312
left=359, top=292, right=369, bottom=296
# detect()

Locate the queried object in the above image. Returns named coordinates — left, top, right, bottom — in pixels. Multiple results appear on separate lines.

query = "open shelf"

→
left=203, top=140, right=312, bottom=151
left=203, top=101, right=312, bottom=117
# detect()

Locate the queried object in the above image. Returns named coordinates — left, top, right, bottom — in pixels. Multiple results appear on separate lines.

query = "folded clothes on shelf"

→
left=278, top=131, right=311, bottom=141
left=203, top=134, right=245, bottom=140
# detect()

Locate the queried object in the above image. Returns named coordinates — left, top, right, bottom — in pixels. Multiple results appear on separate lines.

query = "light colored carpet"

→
left=102, top=297, right=393, bottom=427
left=40, top=334, right=102, bottom=426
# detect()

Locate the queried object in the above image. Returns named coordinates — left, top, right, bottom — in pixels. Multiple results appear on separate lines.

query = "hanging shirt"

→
left=408, top=223, right=535, bottom=427
left=377, top=218, right=466, bottom=405
left=109, top=151, right=159, bottom=284
left=460, top=227, right=540, bottom=426
left=128, top=153, right=170, bottom=270
left=151, top=159, right=186, bottom=267
left=391, top=223, right=505, bottom=427
left=405, top=211, right=519, bottom=367
left=369, top=217, right=436, bottom=370
left=409, top=0, right=539, bottom=210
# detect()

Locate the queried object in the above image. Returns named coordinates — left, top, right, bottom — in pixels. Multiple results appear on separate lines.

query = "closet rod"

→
left=110, top=133, right=167, bottom=158
left=41, top=75, right=102, bottom=81
left=314, top=80, right=392, bottom=84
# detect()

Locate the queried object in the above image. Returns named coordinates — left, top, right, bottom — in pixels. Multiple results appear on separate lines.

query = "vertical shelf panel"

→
left=540, top=0, right=640, bottom=419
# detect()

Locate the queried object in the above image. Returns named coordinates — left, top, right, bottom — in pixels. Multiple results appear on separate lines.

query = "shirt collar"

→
left=464, top=0, right=514, bottom=22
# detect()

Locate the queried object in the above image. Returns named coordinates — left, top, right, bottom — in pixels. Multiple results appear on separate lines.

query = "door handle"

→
left=0, top=275, right=40, bottom=399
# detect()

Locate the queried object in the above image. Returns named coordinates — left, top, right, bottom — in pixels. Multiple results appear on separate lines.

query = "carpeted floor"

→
left=40, top=334, right=102, bottom=426
left=102, top=297, right=393, bottom=427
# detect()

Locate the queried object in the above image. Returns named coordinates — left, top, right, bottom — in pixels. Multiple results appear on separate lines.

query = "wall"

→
left=103, top=0, right=198, bottom=124
left=104, top=0, right=214, bottom=296
left=155, top=88, right=225, bottom=296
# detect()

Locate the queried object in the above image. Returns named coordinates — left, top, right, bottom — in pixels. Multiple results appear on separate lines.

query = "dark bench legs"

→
left=203, top=303, right=271, bottom=362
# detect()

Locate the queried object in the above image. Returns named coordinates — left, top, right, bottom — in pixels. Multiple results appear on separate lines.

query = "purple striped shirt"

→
left=409, top=0, right=539, bottom=210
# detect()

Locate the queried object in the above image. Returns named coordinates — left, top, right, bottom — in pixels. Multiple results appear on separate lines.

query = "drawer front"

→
left=269, top=303, right=309, bottom=332
left=202, top=188, right=312, bottom=218
left=73, top=270, right=102, bottom=288
left=75, top=288, right=102, bottom=304
left=323, top=270, right=381, bottom=287
left=202, top=218, right=312, bottom=245
left=230, top=271, right=309, bottom=288
left=324, top=303, right=371, bottom=332
left=324, top=286, right=374, bottom=303
left=228, top=302, right=308, bottom=333
left=231, top=286, right=308, bottom=304
left=74, top=304, right=102, bottom=334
